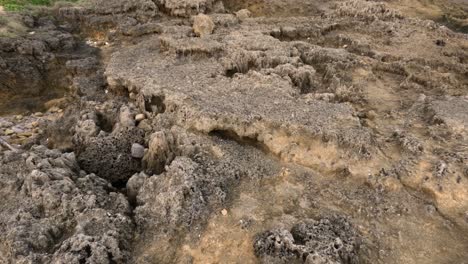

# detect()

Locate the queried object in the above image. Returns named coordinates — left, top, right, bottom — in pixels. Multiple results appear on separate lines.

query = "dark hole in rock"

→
left=225, top=69, right=238, bottom=78
left=144, top=95, right=166, bottom=113
left=111, top=178, right=128, bottom=191
left=96, top=112, right=114, bottom=133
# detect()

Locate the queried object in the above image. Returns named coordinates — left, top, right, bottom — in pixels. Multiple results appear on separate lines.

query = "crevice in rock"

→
left=209, top=129, right=268, bottom=152
left=144, top=94, right=166, bottom=113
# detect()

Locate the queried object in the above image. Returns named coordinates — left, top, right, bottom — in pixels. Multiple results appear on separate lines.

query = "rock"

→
left=135, top=113, right=146, bottom=122
left=221, top=209, right=228, bottom=216
left=428, top=97, right=468, bottom=134
left=254, top=215, right=361, bottom=263
left=4, top=129, right=15, bottom=136
left=131, top=143, right=145, bottom=158
left=121, top=23, right=163, bottom=37
left=76, top=127, right=145, bottom=183
left=193, top=14, right=215, bottom=37
left=0, top=145, right=134, bottom=264
left=31, top=121, right=40, bottom=128
left=235, top=9, right=251, bottom=20
left=143, top=131, right=176, bottom=174
left=137, top=119, right=153, bottom=131
left=15, top=115, right=23, bottom=120
left=127, top=172, right=148, bottom=204
left=48, top=106, right=60, bottom=113
left=281, top=26, right=297, bottom=39
left=119, top=106, right=135, bottom=127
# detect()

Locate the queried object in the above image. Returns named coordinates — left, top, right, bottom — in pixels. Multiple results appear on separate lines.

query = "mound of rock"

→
left=254, top=215, right=361, bottom=264
left=0, top=146, right=134, bottom=263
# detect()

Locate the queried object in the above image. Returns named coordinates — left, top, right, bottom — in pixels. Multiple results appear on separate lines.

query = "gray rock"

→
left=131, top=143, right=145, bottom=158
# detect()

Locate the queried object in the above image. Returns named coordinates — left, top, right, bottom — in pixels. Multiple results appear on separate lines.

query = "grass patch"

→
left=0, top=0, right=78, bottom=11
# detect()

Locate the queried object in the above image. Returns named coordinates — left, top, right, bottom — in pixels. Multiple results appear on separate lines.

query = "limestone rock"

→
left=235, top=9, right=251, bottom=20
left=193, top=14, right=215, bottom=37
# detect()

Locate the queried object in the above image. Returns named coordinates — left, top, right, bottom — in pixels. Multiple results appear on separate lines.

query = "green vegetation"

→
left=0, top=0, right=77, bottom=11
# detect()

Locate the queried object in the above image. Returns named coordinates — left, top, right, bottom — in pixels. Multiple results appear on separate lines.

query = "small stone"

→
left=417, top=94, right=426, bottom=102
left=135, top=114, right=146, bottom=122
left=34, top=112, right=43, bottom=117
left=4, top=129, right=15, bottom=136
left=367, top=110, right=377, bottom=120
left=221, top=209, right=228, bottom=216
left=131, top=143, right=145, bottom=159
left=193, top=14, right=215, bottom=37
left=235, top=9, right=251, bottom=20
left=15, top=115, right=23, bottom=120
left=31, top=121, right=40, bottom=128
left=48, top=106, right=60, bottom=113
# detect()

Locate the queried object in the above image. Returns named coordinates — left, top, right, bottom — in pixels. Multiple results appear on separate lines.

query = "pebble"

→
left=135, top=114, right=146, bottom=122
left=221, top=209, right=228, bottom=216
left=367, top=110, right=377, bottom=120
left=48, top=106, right=60, bottom=113
left=15, top=115, right=23, bottom=120
left=131, top=143, right=145, bottom=159
left=4, top=129, right=15, bottom=136
left=34, top=112, right=43, bottom=117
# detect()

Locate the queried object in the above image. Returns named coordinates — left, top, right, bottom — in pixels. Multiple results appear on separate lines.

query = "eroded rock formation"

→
left=1, top=0, right=468, bottom=263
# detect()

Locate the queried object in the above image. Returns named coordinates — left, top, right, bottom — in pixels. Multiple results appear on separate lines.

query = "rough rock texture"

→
left=0, top=13, right=77, bottom=98
left=254, top=215, right=361, bottom=264
left=75, top=124, right=145, bottom=183
left=192, top=14, right=215, bottom=37
left=1, top=0, right=468, bottom=263
left=0, top=146, right=134, bottom=263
